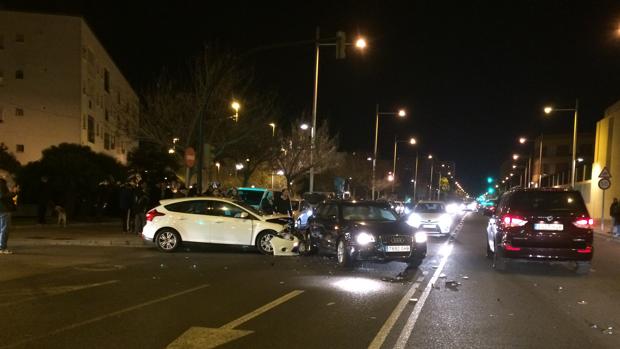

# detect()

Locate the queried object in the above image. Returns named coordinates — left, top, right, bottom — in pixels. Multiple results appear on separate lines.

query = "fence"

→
left=540, top=163, right=592, bottom=188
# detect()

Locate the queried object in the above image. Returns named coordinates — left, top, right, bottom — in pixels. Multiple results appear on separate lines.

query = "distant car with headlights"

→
left=306, top=201, right=427, bottom=267
left=142, top=197, right=290, bottom=255
left=406, top=201, right=454, bottom=236
left=486, top=188, right=593, bottom=274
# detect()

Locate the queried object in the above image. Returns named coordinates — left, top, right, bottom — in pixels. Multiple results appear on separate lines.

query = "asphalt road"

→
left=1, top=213, right=619, bottom=348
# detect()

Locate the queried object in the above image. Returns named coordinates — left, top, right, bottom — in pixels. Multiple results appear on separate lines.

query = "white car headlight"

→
left=356, top=232, right=376, bottom=245
left=414, top=231, right=427, bottom=243
left=407, top=214, right=422, bottom=228
left=439, top=214, right=452, bottom=226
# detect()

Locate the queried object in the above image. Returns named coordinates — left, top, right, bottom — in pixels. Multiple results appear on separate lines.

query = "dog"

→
left=54, top=205, right=67, bottom=227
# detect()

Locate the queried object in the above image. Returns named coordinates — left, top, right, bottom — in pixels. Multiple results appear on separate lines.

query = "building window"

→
left=16, top=144, right=24, bottom=153
left=15, top=33, right=25, bottom=43
left=15, top=108, right=24, bottom=116
left=104, top=132, right=111, bottom=150
left=111, top=136, right=115, bottom=150
left=104, top=69, right=110, bottom=93
left=15, top=70, right=24, bottom=79
left=0, top=34, right=4, bottom=49
left=88, top=100, right=92, bottom=109
left=87, top=116, right=95, bottom=143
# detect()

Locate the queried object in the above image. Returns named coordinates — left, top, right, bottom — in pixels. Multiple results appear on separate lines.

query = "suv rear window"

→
left=508, top=191, right=587, bottom=212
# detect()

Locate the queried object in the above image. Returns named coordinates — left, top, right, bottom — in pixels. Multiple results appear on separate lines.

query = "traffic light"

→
left=336, top=31, right=346, bottom=59
left=487, top=187, right=496, bottom=194
left=486, top=176, right=493, bottom=184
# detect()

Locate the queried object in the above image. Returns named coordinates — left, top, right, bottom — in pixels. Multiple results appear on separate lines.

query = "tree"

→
left=274, top=118, right=341, bottom=193
left=127, top=142, right=181, bottom=184
left=0, top=143, right=21, bottom=175
left=17, top=143, right=126, bottom=216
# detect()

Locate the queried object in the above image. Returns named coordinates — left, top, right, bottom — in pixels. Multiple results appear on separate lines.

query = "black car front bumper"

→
left=349, top=235, right=426, bottom=261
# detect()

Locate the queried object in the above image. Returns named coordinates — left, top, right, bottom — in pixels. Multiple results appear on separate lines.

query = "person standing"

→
left=132, top=181, right=150, bottom=235
left=276, top=188, right=292, bottom=216
left=0, top=178, right=16, bottom=254
left=611, top=198, right=620, bottom=237
left=118, top=183, right=134, bottom=233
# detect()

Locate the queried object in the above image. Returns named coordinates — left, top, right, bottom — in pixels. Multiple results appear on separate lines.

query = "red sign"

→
left=184, top=147, right=196, bottom=168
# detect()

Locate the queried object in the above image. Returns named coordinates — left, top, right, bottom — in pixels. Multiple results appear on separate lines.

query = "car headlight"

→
left=439, top=214, right=452, bottom=226
left=407, top=214, right=422, bottom=228
left=356, top=232, right=376, bottom=245
left=414, top=231, right=427, bottom=243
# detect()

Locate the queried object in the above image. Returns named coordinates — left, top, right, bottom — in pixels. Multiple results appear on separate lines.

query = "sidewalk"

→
left=8, top=222, right=149, bottom=248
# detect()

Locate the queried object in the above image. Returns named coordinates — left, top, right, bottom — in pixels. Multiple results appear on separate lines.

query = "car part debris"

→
left=577, top=300, right=588, bottom=305
left=271, top=231, right=301, bottom=256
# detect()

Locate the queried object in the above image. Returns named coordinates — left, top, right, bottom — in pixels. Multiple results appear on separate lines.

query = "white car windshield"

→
left=234, top=200, right=262, bottom=216
left=414, top=203, right=446, bottom=213
left=342, top=204, right=398, bottom=221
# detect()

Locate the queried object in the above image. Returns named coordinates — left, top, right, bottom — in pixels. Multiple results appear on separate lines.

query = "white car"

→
left=406, top=200, right=454, bottom=236
left=142, top=197, right=290, bottom=254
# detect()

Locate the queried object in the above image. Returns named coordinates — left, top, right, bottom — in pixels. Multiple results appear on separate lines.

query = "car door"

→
left=207, top=200, right=254, bottom=246
left=162, top=200, right=211, bottom=243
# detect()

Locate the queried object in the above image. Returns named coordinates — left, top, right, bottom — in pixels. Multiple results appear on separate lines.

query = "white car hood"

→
left=414, top=212, right=445, bottom=221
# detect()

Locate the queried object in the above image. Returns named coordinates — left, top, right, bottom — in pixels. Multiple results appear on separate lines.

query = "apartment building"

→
left=0, top=10, right=138, bottom=165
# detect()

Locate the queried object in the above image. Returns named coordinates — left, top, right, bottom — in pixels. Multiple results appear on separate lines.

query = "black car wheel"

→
left=256, top=231, right=275, bottom=255
left=155, top=229, right=181, bottom=253
left=337, top=239, right=354, bottom=268
left=575, top=261, right=591, bottom=275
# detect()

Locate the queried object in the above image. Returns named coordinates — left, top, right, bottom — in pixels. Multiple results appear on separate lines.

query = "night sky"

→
left=5, top=0, right=620, bottom=194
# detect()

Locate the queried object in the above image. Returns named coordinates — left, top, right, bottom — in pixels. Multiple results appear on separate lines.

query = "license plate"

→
left=422, top=224, right=436, bottom=229
left=386, top=245, right=411, bottom=252
left=534, top=223, right=564, bottom=231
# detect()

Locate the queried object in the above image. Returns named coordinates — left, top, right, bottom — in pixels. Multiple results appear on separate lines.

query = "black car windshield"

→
left=509, top=191, right=587, bottom=212
left=237, top=189, right=265, bottom=207
left=414, top=203, right=446, bottom=213
left=341, top=204, right=398, bottom=221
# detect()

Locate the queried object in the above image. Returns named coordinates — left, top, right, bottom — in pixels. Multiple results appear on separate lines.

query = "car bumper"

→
left=417, top=223, right=451, bottom=235
left=501, top=246, right=593, bottom=261
left=350, top=243, right=427, bottom=261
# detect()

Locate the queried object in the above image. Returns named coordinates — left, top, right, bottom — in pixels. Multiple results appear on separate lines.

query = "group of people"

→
left=0, top=178, right=18, bottom=254
left=610, top=197, right=620, bottom=237
left=119, top=181, right=152, bottom=234
left=260, top=188, right=293, bottom=216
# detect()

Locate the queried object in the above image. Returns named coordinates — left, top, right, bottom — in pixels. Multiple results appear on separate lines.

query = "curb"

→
left=10, top=237, right=150, bottom=248
left=11, top=222, right=118, bottom=230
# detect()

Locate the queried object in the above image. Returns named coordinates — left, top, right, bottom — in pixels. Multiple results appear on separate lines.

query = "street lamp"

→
left=543, top=99, right=579, bottom=187
left=231, top=101, right=241, bottom=122
left=371, top=105, right=407, bottom=200
left=392, top=136, right=417, bottom=194
left=269, top=123, right=276, bottom=137
left=512, top=154, right=519, bottom=160
left=300, top=123, right=309, bottom=130
left=428, top=154, right=434, bottom=200
left=309, top=28, right=367, bottom=194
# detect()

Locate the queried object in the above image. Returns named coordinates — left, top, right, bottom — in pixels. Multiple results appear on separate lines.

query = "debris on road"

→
left=445, top=280, right=461, bottom=291
left=556, top=286, right=564, bottom=292
left=409, top=298, right=418, bottom=303
left=577, top=300, right=588, bottom=305
left=461, top=276, right=469, bottom=279
left=439, top=273, right=447, bottom=279
left=326, top=302, right=335, bottom=306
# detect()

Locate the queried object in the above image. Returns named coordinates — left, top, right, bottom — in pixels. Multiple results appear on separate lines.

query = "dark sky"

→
left=5, top=0, right=620, bottom=194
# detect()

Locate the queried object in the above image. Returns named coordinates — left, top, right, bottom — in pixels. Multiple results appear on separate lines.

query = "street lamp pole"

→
left=413, top=150, right=419, bottom=202
left=428, top=156, right=434, bottom=200
left=309, top=27, right=320, bottom=194
left=392, top=136, right=398, bottom=193
left=543, top=99, right=579, bottom=188
left=538, top=134, right=544, bottom=187
left=372, top=104, right=379, bottom=200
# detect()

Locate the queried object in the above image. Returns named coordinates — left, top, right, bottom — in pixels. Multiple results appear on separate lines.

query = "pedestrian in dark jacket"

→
left=119, top=183, right=134, bottom=233
left=611, top=198, right=620, bottom=237
left=0, top=178, right=16, bottom=254
left=275, top=188, right=292, bottom=216
left=133, top=181, right=150, bottom=234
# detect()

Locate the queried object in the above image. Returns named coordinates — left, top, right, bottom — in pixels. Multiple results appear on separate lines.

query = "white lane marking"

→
left=368, top=214, right=466, bottom=349
left=0, top=280, right=120, bottom=308
left=393, top=216, right=465, bottom=349
left=394, top=244, right=453, bottom=349
left=367, top=281, right=422, bottom=349
left=1, top=283, right=210, bottom=349
left=167, top=290, right=305, bottom=349
left=220, top=289, right=304, bottom=329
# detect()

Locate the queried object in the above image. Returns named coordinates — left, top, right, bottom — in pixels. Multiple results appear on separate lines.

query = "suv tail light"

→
left=573, top=217, right=593, bottom=229
left=146, top=209, right=165, bottom=222
left=501, top=215, right=528, bottom=228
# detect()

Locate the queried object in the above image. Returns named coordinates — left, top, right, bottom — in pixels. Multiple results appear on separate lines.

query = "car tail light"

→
left=146, top=209, right=165, bottom=222
left=573, top=217, right=593, bottom=229
left=501, top=215, right=528, bottom=228
left=577, top=246, right=592, bottom=254
left=502, top=242, right=521, bottom=251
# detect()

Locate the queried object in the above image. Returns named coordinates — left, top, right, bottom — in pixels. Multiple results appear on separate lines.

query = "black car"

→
left=486, top=188, right=593, bottom=274
left=306, top=200, right=427, bottom=267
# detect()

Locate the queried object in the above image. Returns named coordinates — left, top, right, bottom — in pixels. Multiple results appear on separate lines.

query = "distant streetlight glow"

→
left=367, top=157, right=372, bottom=161
left=512, top=154, right=519, bottom=160
left=519, top=137, right=527, bottom=144
left=577, top=157, right=584, bottom=162
left=276, top=170, right=285, bottom=175
left=428, top=154, right=433, bottom=159
left=512, top=164, right=517, bottom=169
left=300, top=123, right=309, bottom=130
left=235, top=163, right=244, bottom=170
left=409, top=138, right=416, bottom=145
left=543, top=106, right=553, bottom=114
left=398, top=109, right=406, bottom=117
left=387, top=174, right=394, bottom=182
left=231, top=101, right=240, bottom=111
left=168, top=148, right=175, bottom=154
left=355, top=37, right=367, bottom=49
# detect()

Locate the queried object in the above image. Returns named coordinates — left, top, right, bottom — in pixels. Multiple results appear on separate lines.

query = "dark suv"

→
left=306, top=201, right=427, bottom=268
left=486, top=188, right=593, bottom=274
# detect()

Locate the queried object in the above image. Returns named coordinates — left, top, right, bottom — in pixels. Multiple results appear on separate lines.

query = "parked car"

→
left=237, top=187, right=272, bottom=210
left=142, top=197, right=291, bottom=254
left=406, top=200, right=454, bottom=236
left=486, top=188, right=593, bottom=274
left=306, top=200, right=427, bottom=267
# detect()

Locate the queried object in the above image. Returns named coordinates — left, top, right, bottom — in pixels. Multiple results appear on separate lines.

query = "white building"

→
left=0, top=10, right=139, bottom=165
